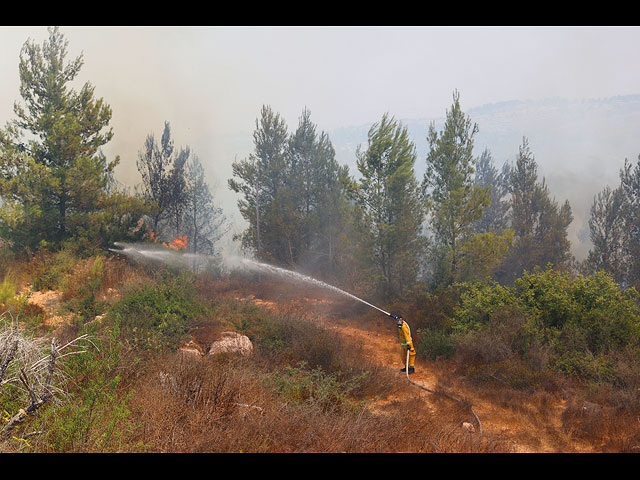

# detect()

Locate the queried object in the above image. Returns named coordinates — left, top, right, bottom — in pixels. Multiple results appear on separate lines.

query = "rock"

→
left=208, top=332, right=253, bottom=357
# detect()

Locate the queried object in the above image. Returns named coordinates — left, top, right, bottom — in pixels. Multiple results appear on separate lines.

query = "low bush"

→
left=411, top=267, right=640, bottom=392
left=416, top=328, right=455, bottom=360
left=30, top=250, right=76, bottom=292
left=268, top=363, right=368, bottom=414
left=28, top=320, right=137, bottom=453
left=108, top=271, right=206, bottom=352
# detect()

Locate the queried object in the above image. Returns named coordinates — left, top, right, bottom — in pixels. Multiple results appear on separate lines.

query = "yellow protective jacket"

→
left=397, top=320, right=416, bottom=368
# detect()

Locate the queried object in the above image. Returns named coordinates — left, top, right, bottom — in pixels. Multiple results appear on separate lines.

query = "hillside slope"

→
left=223, top=281, right=601, bottom=453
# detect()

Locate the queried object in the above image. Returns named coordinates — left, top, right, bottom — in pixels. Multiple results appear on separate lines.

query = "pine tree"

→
left=473, top=148, right=510, bottom=234
left=422, top=90, right=489, bottom=286
left=288, top=107, right=318, bottom=254
left=183, top=155, right=228, bottom=269
left=352, top=113, right=425, bottom=298
left=228, top=155, right=263, bottom=258
left=500, top=137, right=573, bottom=283
left=583, top=185, right=626, bottom=284
left=311, top=131, right=352, bottom=276
left=286, top=108, right=351, bottom=274
left=228, top=105, right=291, bottom=264
left=618, top=155, right=640, bottom=288
left=0, top=27, right=147, bottom=251
left=136, top=121, right=190, bottom=239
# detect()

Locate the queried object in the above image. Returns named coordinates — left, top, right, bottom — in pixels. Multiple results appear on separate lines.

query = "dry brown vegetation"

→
left=126, top=353, right=509, bottom=453
left=1, top=251, right=639, bottom=453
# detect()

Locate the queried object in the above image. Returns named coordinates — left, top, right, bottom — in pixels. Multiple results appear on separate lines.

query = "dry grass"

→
left=561, top=398, right=640, bottom=452
left=129, top=354, right=242, bottom=452
left=6, top=252, right=636, bottom=453
left=127, top=350, right=510, bottom=453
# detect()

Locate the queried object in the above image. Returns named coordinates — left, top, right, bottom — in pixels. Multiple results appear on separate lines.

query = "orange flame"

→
left=163, top=235, right=188, bottom=251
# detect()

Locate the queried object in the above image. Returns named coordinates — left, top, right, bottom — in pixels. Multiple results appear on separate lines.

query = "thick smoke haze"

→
left=2, top=26, right=640, bottom=259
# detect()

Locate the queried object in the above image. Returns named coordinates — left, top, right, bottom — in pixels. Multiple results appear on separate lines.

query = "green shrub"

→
left=452, top=281, right=522, bottom=334
left=514, top=268, right=577, bottom=329
left=416, top=328, right=455, bottom=360
left=31, top=250, right=75, bottom=291
left=29, top=320, right=138, bottom=452
left=63, top=256, right=107, bottom=322
left=569, top=273, right=640, bottom=355
left=402, top=284, right=459, bottom=333
left=268, top=363, right=367, bottom=414
left=108, top=272, right=204, bottom=352
left=445, top=267, right=640, bottom=385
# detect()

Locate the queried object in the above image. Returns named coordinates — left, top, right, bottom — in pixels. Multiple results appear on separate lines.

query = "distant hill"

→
left=328, top=95, right=640, bottom=259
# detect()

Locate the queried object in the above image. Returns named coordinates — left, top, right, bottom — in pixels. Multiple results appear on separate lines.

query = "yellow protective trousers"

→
left=397, top=320, right=416, bottom=368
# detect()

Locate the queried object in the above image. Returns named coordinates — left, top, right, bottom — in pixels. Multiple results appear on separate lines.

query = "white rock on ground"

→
left=208, top=332, right=253, bottom=357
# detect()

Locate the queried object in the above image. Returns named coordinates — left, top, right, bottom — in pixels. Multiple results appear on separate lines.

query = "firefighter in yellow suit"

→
left=395, top=315, right=415, bottom=374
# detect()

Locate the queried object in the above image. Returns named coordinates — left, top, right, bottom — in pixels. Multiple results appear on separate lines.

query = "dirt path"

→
left=238, top=288, right=596, bottom=453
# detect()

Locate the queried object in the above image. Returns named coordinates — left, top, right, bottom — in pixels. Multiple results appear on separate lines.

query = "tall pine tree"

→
left=136, top=121, right=190, bottom=239
left=352, top=113, right=425, bottom=299
left=499, top=137, right=573, bottom=283
left=473, top=148, right=510, bottom=234
left=583, top=185, right=626, bottom=284
left=589, top=155, right=640, bottom=289
left=422, top=90, right=489, bottom=286
left=0, top=27, right=147, bottom=252
left=287, top=108, right=351, bottom=274
left=183, top=154, right=228, bottom=269
left=229, top=105, right=291, bottom=264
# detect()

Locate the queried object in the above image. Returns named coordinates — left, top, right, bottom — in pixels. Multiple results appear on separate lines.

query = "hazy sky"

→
left=2, top=26, right=640, bottom=239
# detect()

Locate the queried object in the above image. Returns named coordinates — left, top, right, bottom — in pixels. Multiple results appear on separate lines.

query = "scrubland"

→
left=0, top=248, right=638, bottom=453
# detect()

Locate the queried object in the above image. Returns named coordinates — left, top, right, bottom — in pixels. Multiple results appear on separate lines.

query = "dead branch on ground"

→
left=0, top=313, right=91, bottom=442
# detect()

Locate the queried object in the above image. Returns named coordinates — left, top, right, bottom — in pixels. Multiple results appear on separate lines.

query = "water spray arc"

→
left=230, top=257, right=394, bottom=318
left=110, top=242, right=482, bottom=434
left=110, top=242, right=396, bottom=319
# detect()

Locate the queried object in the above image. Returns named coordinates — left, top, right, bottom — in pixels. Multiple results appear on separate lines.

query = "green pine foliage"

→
left=499, top=138, right=574, bottom=283
left=422, top=91, right=490, bottom=286
left=229, top=106, right=352, bottom=275
left=351, top=113, right=426, bottom=299
left=0, top=27, right=149, bottom=252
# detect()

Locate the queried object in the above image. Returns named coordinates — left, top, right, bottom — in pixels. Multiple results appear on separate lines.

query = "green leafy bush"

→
left=516, top=269, right=640, bottom=357
left=31, top=250, right=76, bottom=291
left=416, top=328, right=455, bottom=360
left=445, top=267, right=640, bottom=385
left=27, top=320, right=138, bottom=452
left=108, top=272, right=204, bottom=352
left=452, top=282, right=522, bottom=334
